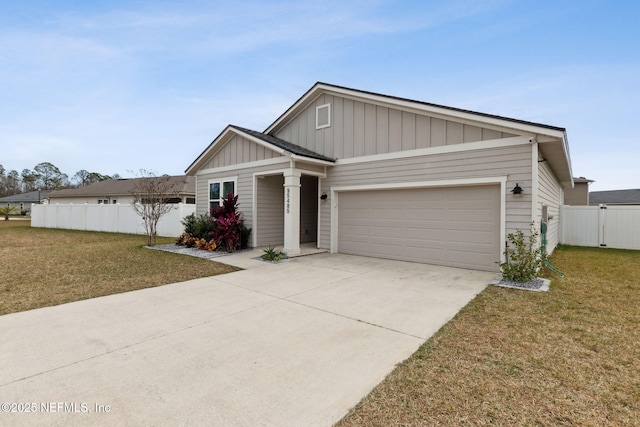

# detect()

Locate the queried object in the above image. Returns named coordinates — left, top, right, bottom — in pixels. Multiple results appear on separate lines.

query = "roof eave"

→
left=537, top=131, right=574, bottom=189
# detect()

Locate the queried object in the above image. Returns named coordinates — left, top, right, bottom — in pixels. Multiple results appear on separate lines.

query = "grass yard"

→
left=0, top=220, right=238, bottom=316
left=337, top=245, right=640, bottom=426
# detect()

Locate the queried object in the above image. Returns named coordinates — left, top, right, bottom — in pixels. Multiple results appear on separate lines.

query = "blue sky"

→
left=1, top=0, right=638, bottom=191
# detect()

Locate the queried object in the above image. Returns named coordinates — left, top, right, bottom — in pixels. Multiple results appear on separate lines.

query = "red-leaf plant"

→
left=210, top=194, right=244, bottom=252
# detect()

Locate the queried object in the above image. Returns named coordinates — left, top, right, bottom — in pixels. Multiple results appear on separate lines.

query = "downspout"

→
left=531, top=139, right=539, bottom=225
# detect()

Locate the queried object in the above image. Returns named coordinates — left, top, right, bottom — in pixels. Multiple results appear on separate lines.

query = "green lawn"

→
left=0, top=220, right=238, bottom=316
left=337, top=245, right=640, bottom=426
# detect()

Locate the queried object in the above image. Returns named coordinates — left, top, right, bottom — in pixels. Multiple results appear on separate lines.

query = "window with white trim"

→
left=316, top=103, right=331, bottom=129
left=209, top=177, right=237, bottom=209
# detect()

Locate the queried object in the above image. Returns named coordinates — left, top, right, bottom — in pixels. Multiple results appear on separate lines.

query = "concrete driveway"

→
left=0, top=252, right=492, bottom=426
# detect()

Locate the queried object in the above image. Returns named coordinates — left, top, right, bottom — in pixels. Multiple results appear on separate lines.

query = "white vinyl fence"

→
left=560, top=205, right=640, bottom=250
left=31, top=203, right=196, bottom=237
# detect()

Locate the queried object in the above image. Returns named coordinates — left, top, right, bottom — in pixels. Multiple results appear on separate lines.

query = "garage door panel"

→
left=405, top=240, right=445, bottom=251
left=405, top=228, right=446, bottom=241
left=446, top=229, right=494, bottom=242
left=338, top=186, right=500, bottom=271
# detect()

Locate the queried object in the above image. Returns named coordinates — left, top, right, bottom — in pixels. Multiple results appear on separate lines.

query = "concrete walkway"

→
left=0, top=251, right=492, bottom=426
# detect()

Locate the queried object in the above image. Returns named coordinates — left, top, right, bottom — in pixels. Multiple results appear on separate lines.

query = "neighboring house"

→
left=47, top=176, right=196, bottom=205
left=0, top=190, right=52, bottom=214
left=186, top=82, right=573, bottom=272
left=564, top=177, right=594, bottom=206
left=589, top=189, right=640, bottom=206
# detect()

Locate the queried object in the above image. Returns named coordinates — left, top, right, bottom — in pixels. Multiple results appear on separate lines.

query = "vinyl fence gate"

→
left=560, top=205, right=640, bottom=250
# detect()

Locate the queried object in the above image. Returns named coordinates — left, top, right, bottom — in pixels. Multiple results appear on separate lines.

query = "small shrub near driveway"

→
left=261, top=246, right=287, bottom=262
left=500, top=222, right=543, bottom=283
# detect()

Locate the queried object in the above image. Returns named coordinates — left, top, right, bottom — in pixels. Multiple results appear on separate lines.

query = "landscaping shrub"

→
left=500, top=222, right=543, bottom=282
left=261, top=245, right=287, bottom=262
left=209, top=194, right=251, bottom=252
left=180, top=213, right=215, bottom=239
left=177, top=195, right=251, bottom=252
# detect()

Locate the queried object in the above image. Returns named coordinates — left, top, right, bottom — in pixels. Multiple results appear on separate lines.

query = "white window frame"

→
left=208, top=176, right=238, bottom=210
left=315, top=103, right=331, bottom=129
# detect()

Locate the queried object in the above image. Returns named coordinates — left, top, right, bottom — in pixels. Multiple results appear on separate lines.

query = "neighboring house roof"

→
left=47, top=176, right=195, bottom=199
left=589, top=189, right=640, bottom=205
left=573, top=177, right=595, bottom=184
left=0, top=190, right=52, bottom=203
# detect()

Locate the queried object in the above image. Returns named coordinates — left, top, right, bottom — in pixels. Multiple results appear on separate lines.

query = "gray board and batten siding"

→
left=204, top=133, right=280, bottom=170
left=274, top=93, right=518, bottom=160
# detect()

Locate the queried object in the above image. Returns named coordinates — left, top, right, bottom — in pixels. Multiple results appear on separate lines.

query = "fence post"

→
left=598, top=204, right=607, bottom=247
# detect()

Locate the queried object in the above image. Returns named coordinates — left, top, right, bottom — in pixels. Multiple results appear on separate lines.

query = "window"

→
left=98, top=199, right=108, bottom=204
left=112, top=199, right=117, bottom=204
left=316, top=103, right=331, bottom=129
left=209, top=178, right=237, bottom=209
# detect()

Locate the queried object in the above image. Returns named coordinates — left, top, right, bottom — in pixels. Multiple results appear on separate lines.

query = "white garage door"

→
left=338, top=185, right=501, bottom=271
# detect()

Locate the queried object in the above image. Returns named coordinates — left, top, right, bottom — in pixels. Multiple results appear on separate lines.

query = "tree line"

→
left=0, top=162, right=121, bottom=197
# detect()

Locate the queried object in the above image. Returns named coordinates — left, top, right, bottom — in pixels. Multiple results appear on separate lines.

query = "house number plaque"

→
left=286, top=188, right=290, bottom=214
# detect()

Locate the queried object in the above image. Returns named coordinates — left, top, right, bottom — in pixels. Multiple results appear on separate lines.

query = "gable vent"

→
left=316, top=103, right=331, bottom=129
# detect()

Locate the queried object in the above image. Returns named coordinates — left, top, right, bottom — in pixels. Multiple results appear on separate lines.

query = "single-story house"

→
left=47, top=176, right=196, bottom=205
left=186, top=82, right=573, bottom=272
left=564, top=177, right=594, bottom=206
left=589, top=189, right=640, bottom=206
left=0, top=190, right=52, bottom=214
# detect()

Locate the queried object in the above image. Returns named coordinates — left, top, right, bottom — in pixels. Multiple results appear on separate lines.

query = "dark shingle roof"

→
left=589, top=189, right=640, bottom=205
left=48, top=176, right=195, bottom=198
left=0, top=190, right=52, bottom=203
left=231, top=125, right=335, bottom=162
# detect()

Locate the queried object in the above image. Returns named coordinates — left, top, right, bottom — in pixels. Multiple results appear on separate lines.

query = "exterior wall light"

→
left=320, top=192, right=328, bottom=200
left=511, top=183, right=523, bottom=198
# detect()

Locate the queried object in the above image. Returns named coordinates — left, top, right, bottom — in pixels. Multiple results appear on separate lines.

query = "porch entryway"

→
left=254, top=170, right=320, bottom=255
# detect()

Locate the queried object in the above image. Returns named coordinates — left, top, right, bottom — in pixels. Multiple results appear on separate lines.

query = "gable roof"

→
left=186, top=125, right=334, bottom=174
left=264, top=82, right=573, bottom=188
left=0, top=190, right=52, bottom=203
left=266, top=82, right=567, bottom=135
left=47, top=176, right=195, bottom=199
left=187, top=82, right=573, bottom=186
left=589, top=189, right=640, bottom=205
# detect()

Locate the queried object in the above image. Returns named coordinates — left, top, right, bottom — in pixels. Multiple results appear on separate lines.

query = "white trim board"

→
left=197, top=157, right=290, bottom=176
left=335, top=136, right=531, bottom=166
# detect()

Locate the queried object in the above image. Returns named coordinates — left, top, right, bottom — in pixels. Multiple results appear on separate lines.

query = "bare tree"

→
left=129, top=170, right=183, bottom=246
